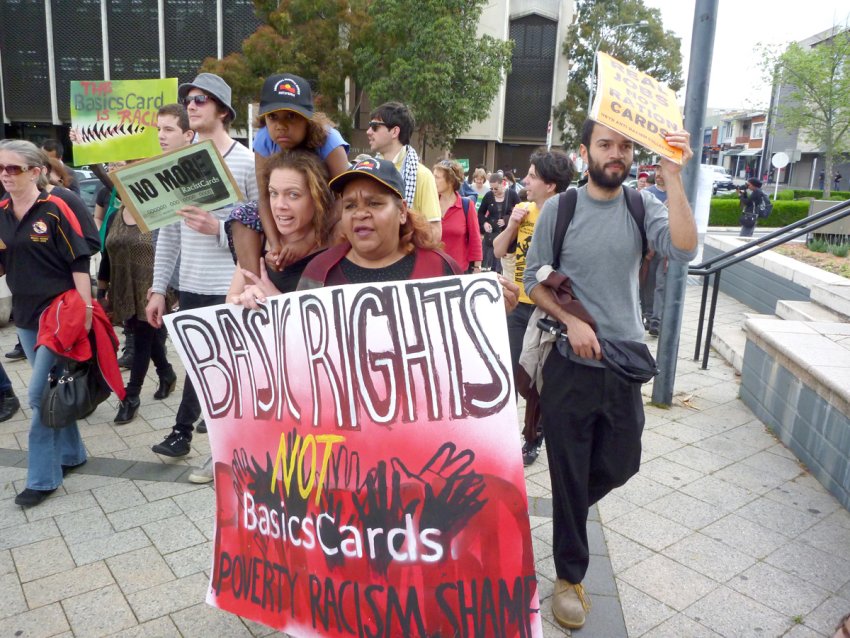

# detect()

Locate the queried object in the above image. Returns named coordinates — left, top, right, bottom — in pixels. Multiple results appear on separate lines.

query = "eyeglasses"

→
left=368, top=120, right=388, bottom=131
left=0, top=164, right=30, bottom=176
left=180, top=95, right=212, bottom=106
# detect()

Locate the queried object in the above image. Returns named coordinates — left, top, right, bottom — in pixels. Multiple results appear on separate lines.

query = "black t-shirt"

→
left=338, top=253, right=454, bottom=284
left=50, top=186, right=101, bottom=253
left=0, top=192, right=92, bottom=329
left=267, top=250, right=325, bottom=294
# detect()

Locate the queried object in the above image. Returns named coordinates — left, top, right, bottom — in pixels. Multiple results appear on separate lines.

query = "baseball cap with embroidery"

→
left=259, top=74, right=314, bottom=119
left=329, top=157, right=405, bottom=200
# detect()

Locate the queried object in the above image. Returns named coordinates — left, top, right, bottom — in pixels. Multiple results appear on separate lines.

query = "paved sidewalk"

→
left=1, top=282, right=848, bottom=637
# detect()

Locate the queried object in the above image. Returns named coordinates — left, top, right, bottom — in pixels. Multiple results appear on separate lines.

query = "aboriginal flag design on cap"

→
left=259, top=73, right=314, bottom=119
left=329, top=157, right=406, bottom=200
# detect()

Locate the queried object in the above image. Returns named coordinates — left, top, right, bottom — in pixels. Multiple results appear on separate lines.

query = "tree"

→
left=554, top=0, right=682, bottom=151
left=766, top=24, right=850, bottom=198
left=353, top=0, right=513, bottom=152
left=200, top=0, right=368, bottom=136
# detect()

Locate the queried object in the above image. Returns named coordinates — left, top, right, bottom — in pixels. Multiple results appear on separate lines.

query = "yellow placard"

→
left=590, top=52, right=684, bottom=163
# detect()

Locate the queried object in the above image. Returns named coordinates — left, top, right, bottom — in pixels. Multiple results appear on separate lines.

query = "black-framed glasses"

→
left=368, top=120, right=388, bottom=131
left=180, top=95, right=212, bottom=106
left=0, top=164, right=30, bottom=176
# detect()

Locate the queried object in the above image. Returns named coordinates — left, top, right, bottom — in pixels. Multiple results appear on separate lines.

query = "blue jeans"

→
left=0, top=361, right=11, bottom=393
left=17, top=328, right=87, bottom=491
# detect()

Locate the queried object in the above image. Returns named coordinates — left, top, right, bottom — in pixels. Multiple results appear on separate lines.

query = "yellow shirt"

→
left=391, top=149, right=441, bottom=223
left=514, top=202, right=540, bottom=305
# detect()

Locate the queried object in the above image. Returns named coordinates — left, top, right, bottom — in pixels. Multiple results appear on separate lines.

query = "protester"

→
left=433, top=159, right=482, bottom=273
left=644, top=163, right=669, bottom=336
left=477, top=172, right=520, bottom=272
left=146, top=73, right=258, bottom=469
left=524, top=120, right=697, bottom=629
left=229, top=150, right=335, bottom=308
left=0, top=140, right=93, bottom=507
left=637, top=171, right=649, bottom=190
left=470, top=167, right=489, bottom=203
left=366, top=102, right=441, bottom=241
left=230, top=73, right=349, bottom=277
left=297, top=158, right=457, bottom=288
left=41, top=140, right=80, bottom=194
left=493, top=149, right=572, bottom=466
left=97, top=191, right=178, bottom=425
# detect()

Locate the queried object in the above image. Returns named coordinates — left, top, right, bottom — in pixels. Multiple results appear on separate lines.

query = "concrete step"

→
left=810, top=283, right=850, bottom=320
left=776, top=299, right=847, bottom=323
left=710, top=314, right=778, bottom=373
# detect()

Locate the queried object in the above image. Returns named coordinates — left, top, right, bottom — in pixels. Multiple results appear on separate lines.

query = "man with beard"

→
left=524, top=120, right=697, bottom=629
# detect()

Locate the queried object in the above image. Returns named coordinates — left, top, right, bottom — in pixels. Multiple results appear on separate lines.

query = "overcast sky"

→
left=640, top=1, right=850, bottom=110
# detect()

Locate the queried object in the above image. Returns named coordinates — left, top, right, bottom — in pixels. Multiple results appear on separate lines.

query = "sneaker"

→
left=117, top=349, right=134, bottom=369
left=648, top=325, right=659, bottom=337
left=188, top=456, right=214, bottom=484
left=151, top=431, right=191, bottom=457
left=195, top=420, right=207, bottom=434
left=522, top=438, right=542, bottom=467
left=552, top=580, right=591, bottom=629
left=14, top=487, right=56, bottom=507
left=4, top=342, right=25, bottom=361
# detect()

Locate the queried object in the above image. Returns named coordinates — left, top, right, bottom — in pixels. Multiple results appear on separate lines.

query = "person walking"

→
left=433, top=159, right=482, bottom=273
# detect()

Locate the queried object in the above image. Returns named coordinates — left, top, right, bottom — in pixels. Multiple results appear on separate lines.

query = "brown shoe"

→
left=552, top=579, right=591, bottom=629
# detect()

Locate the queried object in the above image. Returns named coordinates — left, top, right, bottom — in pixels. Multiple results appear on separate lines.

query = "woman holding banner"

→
left=229, top=73, right=349, bottom=281
left=97, top=200, right=177, bottom=424
left=230, top=150, right=336, bottom=308
left=0, top=140, right=93, bottom=507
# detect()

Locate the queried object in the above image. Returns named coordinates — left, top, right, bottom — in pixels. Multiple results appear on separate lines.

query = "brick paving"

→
left=1, top=282, right=848, bottom=637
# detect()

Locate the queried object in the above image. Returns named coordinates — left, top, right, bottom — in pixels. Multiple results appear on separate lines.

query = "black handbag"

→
left=40, top=359, right=110, bottom=429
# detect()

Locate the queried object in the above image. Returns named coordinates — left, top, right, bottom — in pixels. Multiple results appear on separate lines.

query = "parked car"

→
left=72, top=167, right=95, bottom=180
left=704, top=164, right=734, bottom=194
left=77, top=178, right=102, bottom=214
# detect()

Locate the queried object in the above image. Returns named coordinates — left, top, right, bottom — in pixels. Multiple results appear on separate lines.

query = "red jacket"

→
left=36, top=290, right=126, bottom=401
left=441, top=194, right=482, bottom=271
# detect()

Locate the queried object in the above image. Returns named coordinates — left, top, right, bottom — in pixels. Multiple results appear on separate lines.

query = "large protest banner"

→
left=590, top=52, right=684, bottom=163
left=110, top=140, right=244, bottom=232
left=164, top=274, right=542, bottom=637
left=70, top=79, right=177, bottom=165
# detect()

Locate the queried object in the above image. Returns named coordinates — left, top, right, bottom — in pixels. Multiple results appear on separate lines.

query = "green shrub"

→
left=829, top=243, right=849, bottom=257
left=708, top=199, right=809, bottom=227
left=808, top=238, right=829, bottom=252
left=792, top=189, right=850, bottom=200
left=776, top=190, right=795, bottom=200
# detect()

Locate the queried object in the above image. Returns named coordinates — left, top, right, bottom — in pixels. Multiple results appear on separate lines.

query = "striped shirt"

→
left=152, top=140, right=258, bottom=295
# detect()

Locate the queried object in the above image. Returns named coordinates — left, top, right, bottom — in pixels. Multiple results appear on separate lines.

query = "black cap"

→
left=329, top=157, right=405, bottom=200
left=259, top=74, right=314, bottom=119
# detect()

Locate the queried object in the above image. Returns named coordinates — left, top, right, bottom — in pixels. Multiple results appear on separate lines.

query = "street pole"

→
left=652, top=0, right=718, bottom=406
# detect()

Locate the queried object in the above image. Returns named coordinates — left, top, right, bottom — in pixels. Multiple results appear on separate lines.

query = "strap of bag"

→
left=552, top=185, right=647, bottom=270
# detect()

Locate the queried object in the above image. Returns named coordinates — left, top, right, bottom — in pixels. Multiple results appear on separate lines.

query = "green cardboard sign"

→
left=457, top=158, right=470, bottom=174
left=110, top=140, right=244, bottom=232
left=70, top=79, right=178, bottom=165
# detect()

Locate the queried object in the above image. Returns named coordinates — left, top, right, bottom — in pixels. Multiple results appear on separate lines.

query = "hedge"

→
left=708, top=199, right=810, bottom=227
left=792, top=189, right=850, bottom=199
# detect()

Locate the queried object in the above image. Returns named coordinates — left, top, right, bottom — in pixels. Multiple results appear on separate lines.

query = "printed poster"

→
left=164, top=274, right=542, bottom=638
left=70, top=79, right=178, bottom=165
left=110, top=140, right=244, bottom=232
left=590, top=52, right=684, bottom=163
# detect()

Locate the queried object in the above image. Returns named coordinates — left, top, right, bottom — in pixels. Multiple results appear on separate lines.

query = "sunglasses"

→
left=437, top=159, right=454, bottom=167
left=368, top=120, right=389, bottom=131
left=180, top=95, right=212, bottom=106
left=0, top=164, right=31, bottom=176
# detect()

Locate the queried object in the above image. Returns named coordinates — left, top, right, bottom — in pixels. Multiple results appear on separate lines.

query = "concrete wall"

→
left=702, top=245, right=810, bottom=314
left=741, top=341, right=850, bottom=510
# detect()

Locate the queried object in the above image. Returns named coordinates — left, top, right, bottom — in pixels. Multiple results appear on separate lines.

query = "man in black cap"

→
left=146, top=73, right=258, bottom=469
left=524, top=120, right=697, bottom=630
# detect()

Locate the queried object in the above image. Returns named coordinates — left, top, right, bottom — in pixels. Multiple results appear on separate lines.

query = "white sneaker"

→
left=188, top=456, right=214, bottom=484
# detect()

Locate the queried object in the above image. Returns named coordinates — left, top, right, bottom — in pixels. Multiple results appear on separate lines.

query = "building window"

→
left=751, top=122, right=765, bottom=139
left=504, top=14, right=557, bottom=140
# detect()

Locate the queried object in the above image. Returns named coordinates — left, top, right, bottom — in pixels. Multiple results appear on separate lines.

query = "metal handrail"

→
left=689, top=198, right=850, bottom=369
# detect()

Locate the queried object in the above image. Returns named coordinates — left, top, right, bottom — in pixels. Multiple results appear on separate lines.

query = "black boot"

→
left=153, top=367, right=177, bottom=400
left=117, top=327, right=135, bottom=369
left=0, top=388, right=21, bottom=422
left=114, top=395, right=140, bottom=424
